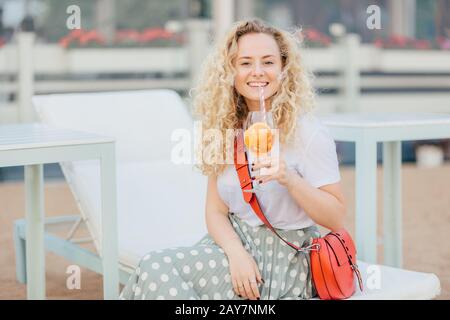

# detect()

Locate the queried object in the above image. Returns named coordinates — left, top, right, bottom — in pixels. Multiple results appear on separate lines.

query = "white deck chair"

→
left=14, top=89, right=208, bottom=284
left=14, top=89, right=441, bottom=299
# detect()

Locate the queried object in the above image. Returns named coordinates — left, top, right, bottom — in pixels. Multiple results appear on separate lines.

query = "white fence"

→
left=1, top=29, right=450, bottom=124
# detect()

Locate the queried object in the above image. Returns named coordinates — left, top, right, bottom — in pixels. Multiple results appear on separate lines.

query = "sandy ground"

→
left=0, top=163, right=449, bottom=300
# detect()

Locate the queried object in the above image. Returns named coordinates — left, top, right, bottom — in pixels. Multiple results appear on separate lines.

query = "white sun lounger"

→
left=14, top=89, right=441, bottom=299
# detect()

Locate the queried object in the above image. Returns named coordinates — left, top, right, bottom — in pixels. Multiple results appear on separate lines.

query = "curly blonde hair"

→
left=192, top=19, right=316, bottom=176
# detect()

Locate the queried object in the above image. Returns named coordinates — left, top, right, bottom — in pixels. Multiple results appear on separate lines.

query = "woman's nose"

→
left=251, top=62, right=264, bottom=76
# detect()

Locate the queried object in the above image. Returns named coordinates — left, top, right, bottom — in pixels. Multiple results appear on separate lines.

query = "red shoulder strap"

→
left=234, top=133, right=362, bottom=290
left=233, top=131, right=306, bottom=252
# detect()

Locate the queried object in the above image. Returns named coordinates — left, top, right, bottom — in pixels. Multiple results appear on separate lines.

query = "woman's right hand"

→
left=227, top=248, right=263, bottom=300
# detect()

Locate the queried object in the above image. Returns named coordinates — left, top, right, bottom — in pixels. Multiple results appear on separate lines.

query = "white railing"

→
left=1, top=24, right=450, bottom=124
left=2, top=40, right=450, bottom=75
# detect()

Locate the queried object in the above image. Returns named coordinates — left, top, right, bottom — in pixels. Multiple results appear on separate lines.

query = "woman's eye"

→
left=241, top=62, right=250, bottom=66
left=264, top=61, right=274, bottom=65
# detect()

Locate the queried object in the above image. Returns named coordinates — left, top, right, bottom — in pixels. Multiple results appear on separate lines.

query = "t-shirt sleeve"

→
left=302, top=126, right=341, bottom=188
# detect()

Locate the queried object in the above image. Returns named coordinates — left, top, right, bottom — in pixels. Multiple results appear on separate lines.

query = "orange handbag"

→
left=233, top=133, right=363, bottom=300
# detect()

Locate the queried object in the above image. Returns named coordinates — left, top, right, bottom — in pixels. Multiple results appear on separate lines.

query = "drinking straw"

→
left=259, top=86, right=267, bottom=122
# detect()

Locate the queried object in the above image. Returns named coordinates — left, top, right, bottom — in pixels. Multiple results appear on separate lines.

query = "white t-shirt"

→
left=216, top=112, right=341, bottom=230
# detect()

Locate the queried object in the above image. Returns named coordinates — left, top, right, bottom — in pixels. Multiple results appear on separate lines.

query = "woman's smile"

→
left=247, top=81, right=269, bottom=87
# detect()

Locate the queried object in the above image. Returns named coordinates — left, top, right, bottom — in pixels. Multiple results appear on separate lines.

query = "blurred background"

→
left=0, top=0, right=450, bottom=181
left=0, top=0, right=449, bottom=299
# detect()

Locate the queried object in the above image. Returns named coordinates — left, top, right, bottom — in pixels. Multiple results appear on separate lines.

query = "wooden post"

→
left=212, top=0, right=234, bottom=42
left=338, top=33, right=361, bottom=113
left=383, top=141, right=403, bottom=267
left=388, top=0, right=416, bottom=37
left=25, top=164, right=45, bottom=299
left=17, top=31, right=35, bottom=123
left=186, top=19, right=212, bottom=88
left=236, top=0, right=255, bottom=20
left=100, top=142, right=119, bottom=299
left=96, top=0, right=116, bottom=44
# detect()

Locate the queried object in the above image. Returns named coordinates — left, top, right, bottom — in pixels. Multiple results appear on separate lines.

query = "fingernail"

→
left=261, top=278, right=265, bottom=283
left=259, top=180, right=262, bottom=183
left=251, top=177, right=255, bottom=180
left=251, top=168, right=254, bottom=171
left=257, top=297, right=260, bottom=300
left=251, top=162, right=254, bottom=166
left=238, top=295, right=242, bottom=297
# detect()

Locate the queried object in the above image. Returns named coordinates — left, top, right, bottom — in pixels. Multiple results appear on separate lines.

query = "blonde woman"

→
left=120, top=19, right=347, bottom=300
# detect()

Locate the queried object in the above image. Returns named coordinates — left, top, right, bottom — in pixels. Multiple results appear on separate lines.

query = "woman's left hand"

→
left=251, top=155, right=297, bottom=188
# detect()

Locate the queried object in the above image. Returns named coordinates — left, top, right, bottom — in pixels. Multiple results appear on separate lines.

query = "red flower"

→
left=58, top=29, right=105, bottom=47
left=388, top=34, right=411, bottom=47
left=58, top=27, right=181, bottom=48
left=319, top=35, right=332, bottom=45
left=58, top=29, right=84, bottom=48
left=373, top=38, right=384, bottom=48
left=436, top=36, right=450, bottom=50
left=78, top=30, right=105, bottom=45
left=304, top=28, right=321, bottom=41
left=298, top=28, right=331, bottom=47
left=413, top=39, right=431, bottom=50
left=139, top=27, right=175, bottom=43
left=115, top=29, right=141, bottom=42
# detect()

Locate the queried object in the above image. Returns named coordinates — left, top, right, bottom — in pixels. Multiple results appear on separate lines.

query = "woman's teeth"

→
left=248, top=82, right=269, bottom=87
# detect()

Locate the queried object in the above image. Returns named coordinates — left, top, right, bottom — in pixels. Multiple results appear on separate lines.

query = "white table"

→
left=320, top=112, right=450, bottom=267
left=0, top=123, right=119, bottom=299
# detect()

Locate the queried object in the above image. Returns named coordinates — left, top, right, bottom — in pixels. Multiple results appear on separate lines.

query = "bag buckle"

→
left=298, top=243, right=321, bottom=253
left=351, top=263, right=364, bottom=292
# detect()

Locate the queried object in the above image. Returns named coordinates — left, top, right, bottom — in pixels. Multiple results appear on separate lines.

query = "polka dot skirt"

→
left=119, top=212, right=321, bottom=300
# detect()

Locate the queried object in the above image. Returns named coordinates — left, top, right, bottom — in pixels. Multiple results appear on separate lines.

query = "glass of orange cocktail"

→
left=243, top=111, right=276, bottom=192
